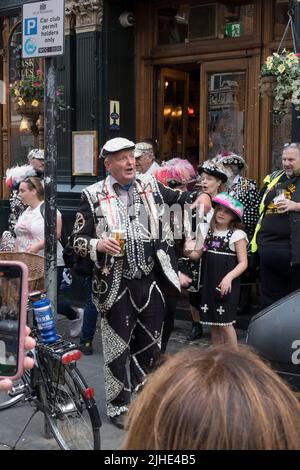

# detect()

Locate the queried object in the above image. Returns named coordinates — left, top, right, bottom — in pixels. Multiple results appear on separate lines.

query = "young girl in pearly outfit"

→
left=184, top=193, right=248, bottom=348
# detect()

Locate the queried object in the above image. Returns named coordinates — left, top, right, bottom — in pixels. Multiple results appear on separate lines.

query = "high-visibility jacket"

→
left=250, top=170, right=285, bottom=253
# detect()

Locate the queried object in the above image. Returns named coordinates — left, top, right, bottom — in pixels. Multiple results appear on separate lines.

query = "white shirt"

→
left=208, top=228, right=248, bottom=251
left=15, top=202, right=64, bottom=265
left=15, top=202, right=44, bottom=255
left=195, top=224, right=247, bottom=251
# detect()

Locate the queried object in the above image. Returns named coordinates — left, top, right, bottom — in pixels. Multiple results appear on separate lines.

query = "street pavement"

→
left=0, top=313, right=247, bottom=450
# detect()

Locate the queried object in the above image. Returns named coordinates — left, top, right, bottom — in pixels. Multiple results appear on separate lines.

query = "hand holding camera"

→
left=0, top=326, right=35, bottom=391
left=0, top=261, right=34, bottom=384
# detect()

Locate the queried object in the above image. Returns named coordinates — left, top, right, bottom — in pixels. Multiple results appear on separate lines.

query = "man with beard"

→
left=251, top=143, right=300, bottom=306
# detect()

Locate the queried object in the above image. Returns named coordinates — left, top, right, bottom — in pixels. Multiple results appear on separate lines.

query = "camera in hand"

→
left=0, top=261, right=27, bottom=379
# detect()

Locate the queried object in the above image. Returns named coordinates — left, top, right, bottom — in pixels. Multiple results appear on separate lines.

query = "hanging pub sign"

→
left=109, top=100, right=120, bottom=130
left=22, top=0, right=65, bottom=58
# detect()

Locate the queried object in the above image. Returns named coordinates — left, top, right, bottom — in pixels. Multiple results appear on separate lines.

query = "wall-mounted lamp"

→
left=19, top=116, right=31, bottom=133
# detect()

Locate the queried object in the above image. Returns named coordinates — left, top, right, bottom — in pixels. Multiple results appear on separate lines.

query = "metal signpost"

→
left=22, top=0, right=65, bottom=313
left=292, top=0, right=300, bottom=141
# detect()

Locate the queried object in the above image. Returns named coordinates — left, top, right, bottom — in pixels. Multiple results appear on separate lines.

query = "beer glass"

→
left=274, top=189, right=286, bottom=213
left=112, top=228, right=126, bottom=257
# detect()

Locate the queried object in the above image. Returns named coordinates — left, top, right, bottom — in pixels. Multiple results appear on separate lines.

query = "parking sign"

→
left=22, top=0, right=65, bottom=58
left=24, top=18, right=38, bottom=35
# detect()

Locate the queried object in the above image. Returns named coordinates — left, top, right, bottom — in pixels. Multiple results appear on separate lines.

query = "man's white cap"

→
left=27, top=148, right=44, bottom=161
left=134, top=142, right=154, bottom=158
left=101, top=137, right=135, bottom=158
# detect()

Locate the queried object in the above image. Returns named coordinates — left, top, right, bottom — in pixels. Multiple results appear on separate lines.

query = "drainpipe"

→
left=291, top=0, right=300, bottom=141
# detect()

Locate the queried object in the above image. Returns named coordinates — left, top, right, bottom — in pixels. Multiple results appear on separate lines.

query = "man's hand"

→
left=0, top=326, right=36, bottom=391
left=191, top=193, right=212, bottom=214
left=96, top=237, right=121, bottom=256
left=277, top=199, right=300, bottom=213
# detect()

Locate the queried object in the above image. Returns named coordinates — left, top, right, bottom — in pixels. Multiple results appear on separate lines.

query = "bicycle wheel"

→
left=0, top=370, right=30, bottom=410
left=38, top=361, right=101, bottom=450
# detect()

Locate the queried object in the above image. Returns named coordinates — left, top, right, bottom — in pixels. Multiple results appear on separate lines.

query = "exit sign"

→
left=225, top=23, right=242, bottom=38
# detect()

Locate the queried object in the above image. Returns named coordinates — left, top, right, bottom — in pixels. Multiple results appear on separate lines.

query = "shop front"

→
left=0, top=0, right=136, bottom=234
left=135, top=0, right=294, bottom=182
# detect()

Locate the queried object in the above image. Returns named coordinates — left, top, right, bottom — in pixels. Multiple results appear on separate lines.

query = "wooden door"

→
left=157, top=68, right=189, bottom=160
left=200, top=57, right=261, bottom=181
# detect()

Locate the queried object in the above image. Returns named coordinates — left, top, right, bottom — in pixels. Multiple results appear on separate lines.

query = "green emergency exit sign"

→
left=225, top=23, right=242, bottom=38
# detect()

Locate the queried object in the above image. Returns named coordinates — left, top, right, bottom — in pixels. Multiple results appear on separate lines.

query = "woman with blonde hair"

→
left=123, top=345, right=300, bottom=450
left=14, top=177, right=83, bottom=337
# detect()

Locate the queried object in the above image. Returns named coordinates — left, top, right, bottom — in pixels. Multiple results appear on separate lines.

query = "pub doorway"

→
left=156, top=58, right=250, bottom=168
left=157, top=66, right=199, bottom=168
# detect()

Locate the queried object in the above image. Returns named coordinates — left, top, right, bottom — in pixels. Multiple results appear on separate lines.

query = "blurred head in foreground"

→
left=123, top=345, right=300, bottom=450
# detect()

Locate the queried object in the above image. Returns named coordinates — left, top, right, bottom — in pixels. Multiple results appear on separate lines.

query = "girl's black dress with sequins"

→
left=200, top=229, right=241, bottom=326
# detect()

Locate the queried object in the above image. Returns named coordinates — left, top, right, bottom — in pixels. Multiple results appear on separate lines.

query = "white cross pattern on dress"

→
left=201, top=304, right=209, bottom=313
left=217, top=306, right=225, bottom=315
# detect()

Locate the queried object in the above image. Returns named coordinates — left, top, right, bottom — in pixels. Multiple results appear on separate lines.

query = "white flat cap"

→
left=101, top=137, right=135, bottom=158
left=134, top=142, right=154, bottom=158
left=27, top=148, right=44, bottom=161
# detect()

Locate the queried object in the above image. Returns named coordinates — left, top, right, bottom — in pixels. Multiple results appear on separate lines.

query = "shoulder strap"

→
left=40, top=202, right=45, bottom=218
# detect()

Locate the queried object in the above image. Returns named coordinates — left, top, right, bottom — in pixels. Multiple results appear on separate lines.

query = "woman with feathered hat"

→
left=0, top=149, right=44, bottom=250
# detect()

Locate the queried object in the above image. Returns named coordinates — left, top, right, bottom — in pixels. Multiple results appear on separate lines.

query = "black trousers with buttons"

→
left=259, top=243, right=300, bottom=307
left=101, top=270, right=166, bottom=417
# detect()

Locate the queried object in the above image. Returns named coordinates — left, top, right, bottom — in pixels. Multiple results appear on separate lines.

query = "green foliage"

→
left=259, top=50, right=300, bottom=117
left=10, top=69, right=66, bottom=113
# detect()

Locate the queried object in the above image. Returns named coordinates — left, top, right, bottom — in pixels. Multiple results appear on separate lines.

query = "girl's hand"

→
left=183, top=238, right=197, bottom=255
left=219, top=275, right=232, bottom=296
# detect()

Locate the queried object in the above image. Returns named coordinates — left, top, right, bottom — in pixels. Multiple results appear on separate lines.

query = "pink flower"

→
left=56, top=89, right=61, bottom=96
left=32, top=81, right=42, bottom=87
left=36, top=69, right=43, bottom=76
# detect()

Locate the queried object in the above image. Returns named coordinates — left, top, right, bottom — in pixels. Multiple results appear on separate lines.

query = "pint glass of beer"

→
left=112, top=229, right=126, bottom=257
left=274, top=189, right=286, bottom=214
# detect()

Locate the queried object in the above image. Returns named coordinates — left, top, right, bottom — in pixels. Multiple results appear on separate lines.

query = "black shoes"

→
left=187, top=322, right=203, bottom=341
left=79, top=341, right=93, bottom=355
left=110, top=413, right=126, bottom=430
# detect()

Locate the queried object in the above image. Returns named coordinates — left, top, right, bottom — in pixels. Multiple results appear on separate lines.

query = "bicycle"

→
left=0, top=252, right=101, bottom=450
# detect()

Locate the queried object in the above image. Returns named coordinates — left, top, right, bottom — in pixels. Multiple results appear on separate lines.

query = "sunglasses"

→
left=168, top=179, right=183, bottom=189
left=283, top=142, right=300, bottom=149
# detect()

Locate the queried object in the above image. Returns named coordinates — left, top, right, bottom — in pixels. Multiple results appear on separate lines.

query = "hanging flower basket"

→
left=259, top=50, right=300, bottom=119
left=14, top=100, right=43, bottom=120
left=10, top=69, right=65, bottom=121
left=260, top=75, right=277, bottom=98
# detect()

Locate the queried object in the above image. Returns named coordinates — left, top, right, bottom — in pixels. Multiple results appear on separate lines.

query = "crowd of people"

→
left=1, top=138, right=300, bottom=448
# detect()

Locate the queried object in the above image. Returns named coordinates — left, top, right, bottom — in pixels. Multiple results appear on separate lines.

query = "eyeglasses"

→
left=283, top=142, right=300, bottom=149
